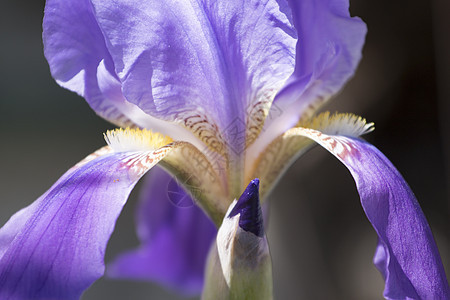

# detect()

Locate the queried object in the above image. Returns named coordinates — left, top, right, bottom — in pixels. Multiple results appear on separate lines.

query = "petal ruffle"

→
left=43, top=0, right=200, bottom=144
left=43, top=0, right=130, bottom=127
left=108, top=167, right=217, bottom=295
left=259, top=0, right=367, bottom=149
left=90, top=0, right=297, bottom=153
left=0, top=146, right=174, bottom=299
left=295, top=128, right=450, bottom=299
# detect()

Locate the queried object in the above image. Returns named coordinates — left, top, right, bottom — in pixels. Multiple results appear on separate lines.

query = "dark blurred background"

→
left=1, top=0, right=449, bottom=299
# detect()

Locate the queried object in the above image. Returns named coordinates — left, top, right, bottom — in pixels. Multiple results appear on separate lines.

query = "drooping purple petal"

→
left=298, top=130, right=450, bottom=299
left=107, top=167, right=217, bottom=295
left=259, top=0, right=367, bottom=148
left=90, top=0, right=297, bottom=152
left=0, top=148, right=165, bottom=299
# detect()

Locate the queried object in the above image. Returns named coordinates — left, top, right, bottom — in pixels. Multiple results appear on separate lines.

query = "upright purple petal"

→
left=108, top=167, right=217, bottom=296
left=260, top=0, right=366, bottom=147
left=90, top=0, right=297, bottom=152
left=285, top=0, right=366, bottom=100
left=0, top=148, right=166, bottom=299
left=297, top=129, right=449, bottom=299
left=43, top=0, right=200, bottom=143
left=43, top=0, right=126, bottom=125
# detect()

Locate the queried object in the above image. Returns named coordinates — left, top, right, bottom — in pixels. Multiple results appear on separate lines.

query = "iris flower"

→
left=0, top=0, right=448, bottom=299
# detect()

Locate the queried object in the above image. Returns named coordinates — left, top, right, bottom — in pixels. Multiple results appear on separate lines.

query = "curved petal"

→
left=108, top=167, right=217, bottom=295
left=283, top=0, right=366, bottom=108
left=294, top=128, right=450, bottom=299
left=91, top=0, right=297, bottom=152
left=43, top=0, right=128, bottom=126
left=256, top=0, right=367, bottom=153
left=0, top=145, right=175, bottom=299
left=43, top=0, right=201, bottom=144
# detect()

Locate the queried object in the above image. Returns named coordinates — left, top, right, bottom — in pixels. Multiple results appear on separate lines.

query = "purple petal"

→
left=285, top=0, right=366, bottom=97
left=43, top=0, right=199, bottom=142
left=303, top=133, right=449, bottom=299
left=43, top=0, right=126, bottom=125
left=0, top=149, right=161, bottom=299
left=262, top=0, right=367, bottom=145
left=107, top=167, right=217, bottom=296
left=90, top=0, right=296, bottom=151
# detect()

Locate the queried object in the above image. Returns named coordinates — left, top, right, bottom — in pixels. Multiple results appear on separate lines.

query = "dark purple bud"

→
left=228, top=178, right=263, bottom=237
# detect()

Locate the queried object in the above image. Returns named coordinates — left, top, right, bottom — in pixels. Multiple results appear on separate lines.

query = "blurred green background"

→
left=1, top=0, right=449, bottom=299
